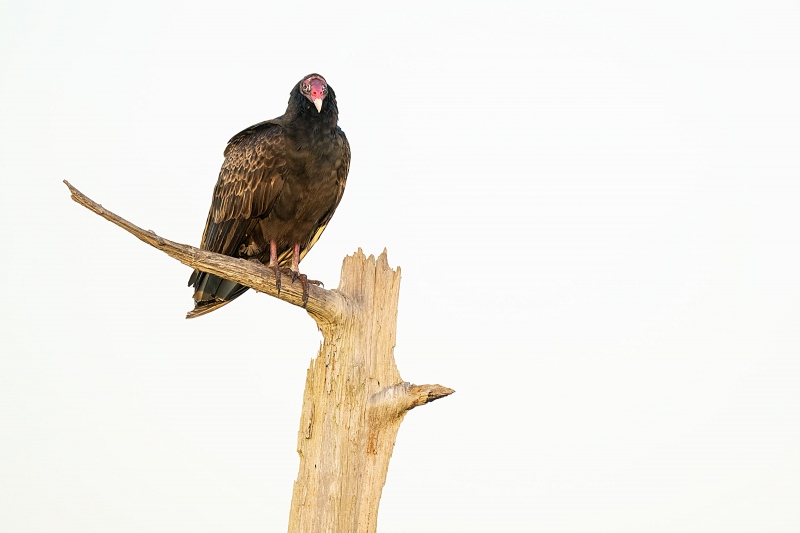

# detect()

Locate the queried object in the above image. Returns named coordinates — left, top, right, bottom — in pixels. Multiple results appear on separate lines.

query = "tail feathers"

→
left=187, top=270, right=249, bottom=319
left=186, top=298, right=236, bottom=319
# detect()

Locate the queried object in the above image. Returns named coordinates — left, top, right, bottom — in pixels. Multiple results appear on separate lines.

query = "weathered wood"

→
left=64, top=180, right=454, bottom=532
left=289, top=250, right=452, bottom=533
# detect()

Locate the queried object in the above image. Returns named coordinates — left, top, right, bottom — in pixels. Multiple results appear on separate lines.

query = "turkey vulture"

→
left=187, top=74, right=350, bottom=318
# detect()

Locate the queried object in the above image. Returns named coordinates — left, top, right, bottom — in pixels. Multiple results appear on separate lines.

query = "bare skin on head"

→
left=300, top=75, right=328, bottom=113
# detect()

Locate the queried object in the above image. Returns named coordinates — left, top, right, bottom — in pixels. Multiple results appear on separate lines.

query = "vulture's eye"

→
left=322, top=86, right=328, bottom=94
left=302, top=84, right=311, bottom=93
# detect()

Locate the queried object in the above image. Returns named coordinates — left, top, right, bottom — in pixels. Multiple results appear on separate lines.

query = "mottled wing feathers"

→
left=200, top=122, right=286, bottom=256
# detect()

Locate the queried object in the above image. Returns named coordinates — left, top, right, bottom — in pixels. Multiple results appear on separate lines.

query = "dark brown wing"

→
left=200, top=121, right=287, bottom=256
left=284, top=127, right=351, bottom=266
left=186, top=121, right=287, bottom=313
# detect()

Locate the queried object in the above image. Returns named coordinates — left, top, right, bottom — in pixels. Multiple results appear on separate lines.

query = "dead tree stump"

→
left=290, top=250, right=452, bottom=533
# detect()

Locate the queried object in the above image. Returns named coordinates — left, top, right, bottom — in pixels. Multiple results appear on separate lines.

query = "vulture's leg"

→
left=290, top=243, right=301, bottom=277
left=287, top=243, right=323, bottom=306
left=289, top=243, right=310, bottom=305
left=268, top=240, right=282, bottom=294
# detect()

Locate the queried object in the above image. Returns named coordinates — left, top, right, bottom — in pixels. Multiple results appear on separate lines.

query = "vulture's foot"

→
left=272, top=264, right=282, bottom=294
left=280, top=268, right=324, bottom=306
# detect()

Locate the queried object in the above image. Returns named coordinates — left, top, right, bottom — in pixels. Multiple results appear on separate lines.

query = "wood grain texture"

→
left=288, top=250, right=453, bottom=533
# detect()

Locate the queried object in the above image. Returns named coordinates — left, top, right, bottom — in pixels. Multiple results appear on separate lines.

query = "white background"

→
left=2, top=1, right=799, bottom=531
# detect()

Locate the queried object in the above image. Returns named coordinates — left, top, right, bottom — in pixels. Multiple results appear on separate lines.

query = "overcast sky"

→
left=2, top=1, right=800, bottom=531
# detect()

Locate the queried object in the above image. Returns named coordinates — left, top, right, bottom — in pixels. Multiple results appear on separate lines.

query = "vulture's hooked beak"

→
left=313, top=98, right=323, bottom=113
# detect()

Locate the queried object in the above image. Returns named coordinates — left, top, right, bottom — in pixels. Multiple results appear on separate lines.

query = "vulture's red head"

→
left=300, top=74, right=328, bottom=113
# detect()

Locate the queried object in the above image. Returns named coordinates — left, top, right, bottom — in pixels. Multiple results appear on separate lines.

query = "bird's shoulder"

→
left=337, top=126, right=350, bottom=159
left=206, top=118, right=289, bottom=228
left=223, top=117, right=286, bottom=159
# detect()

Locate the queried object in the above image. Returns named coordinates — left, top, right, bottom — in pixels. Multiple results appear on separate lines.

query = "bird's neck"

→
left=285, top=107, right=338, bottom=146
left=285, top=93, right=338, bottom=126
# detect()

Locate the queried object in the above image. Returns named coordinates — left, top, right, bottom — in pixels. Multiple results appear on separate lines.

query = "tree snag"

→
left=64, top=180, right=454, bottom=533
